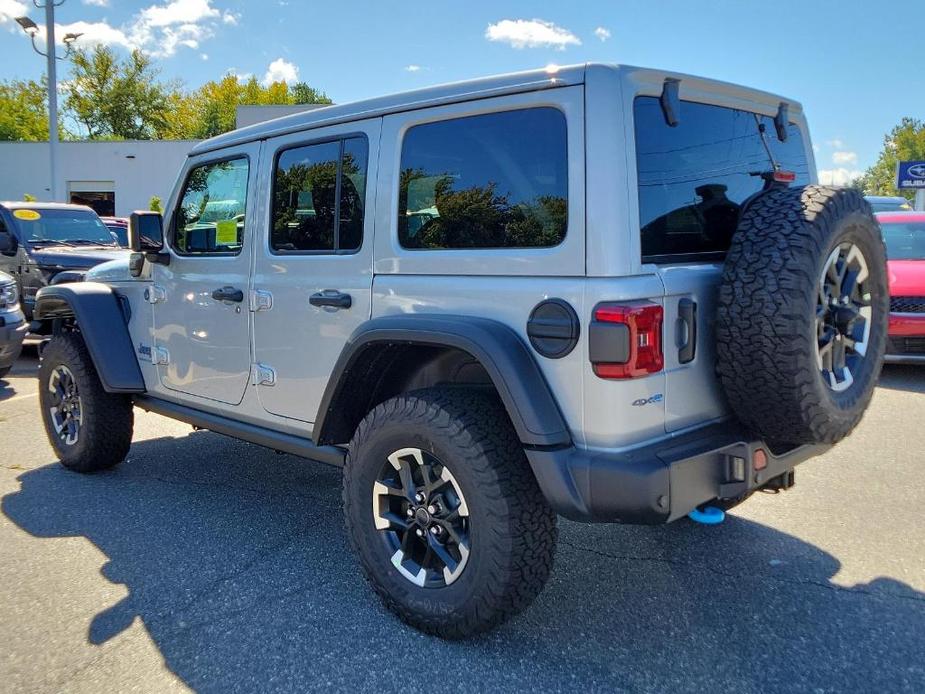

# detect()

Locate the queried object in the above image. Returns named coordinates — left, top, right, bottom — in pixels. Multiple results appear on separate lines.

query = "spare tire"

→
left=716, top=185, right=888, bottom=445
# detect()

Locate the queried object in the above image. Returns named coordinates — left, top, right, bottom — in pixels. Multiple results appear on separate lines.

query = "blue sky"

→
left=1, top=0, right=921, bottom=182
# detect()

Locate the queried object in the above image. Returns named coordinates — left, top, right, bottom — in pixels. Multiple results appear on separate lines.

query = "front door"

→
left=251, top=119, right=380, bottom=423
left=152, top=144, right=261, bottom=405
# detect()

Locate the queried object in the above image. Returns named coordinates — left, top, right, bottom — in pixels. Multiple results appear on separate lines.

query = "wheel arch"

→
left=34, top=282, right=145, bottom=394
left=313, top=314, right=572, bottom=449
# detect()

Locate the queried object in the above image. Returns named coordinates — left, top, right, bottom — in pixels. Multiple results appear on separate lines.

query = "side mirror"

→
left=0, top=230, right=17, bottom=256
left=128, top=211, right=164, bottom=253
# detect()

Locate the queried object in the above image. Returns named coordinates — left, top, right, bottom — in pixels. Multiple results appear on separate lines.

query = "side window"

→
left=174, top=157, right=249, bottom=255
left=397, top=108, right=568, bottom=250
left=271, top=135, right=369, bottom=253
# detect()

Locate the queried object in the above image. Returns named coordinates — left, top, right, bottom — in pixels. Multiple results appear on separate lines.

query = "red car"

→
left=878, top=211, right=925, bottom=363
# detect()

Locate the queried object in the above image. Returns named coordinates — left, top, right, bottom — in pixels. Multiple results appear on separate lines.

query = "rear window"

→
left=634, top=96, right=810, bottom=262
left=397, top=107, right=568, bottom=250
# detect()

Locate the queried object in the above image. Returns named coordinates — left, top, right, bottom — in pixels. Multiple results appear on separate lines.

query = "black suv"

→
left=0, top=203, right=129, bottom=323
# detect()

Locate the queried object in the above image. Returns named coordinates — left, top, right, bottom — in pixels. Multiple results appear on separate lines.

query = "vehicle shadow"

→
left=878, top=363, right=925, bottom=394
left=3, top=432, right=924, bottom=693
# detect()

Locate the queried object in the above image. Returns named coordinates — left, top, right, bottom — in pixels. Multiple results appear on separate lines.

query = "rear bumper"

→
left=0, top=311, right=28, bottom=369
left=525, top=422, right=829, bottom=524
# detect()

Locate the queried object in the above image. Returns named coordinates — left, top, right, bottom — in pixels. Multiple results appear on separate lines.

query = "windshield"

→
left=12, top=208, right=117, bottom=247
left=881, top=220, right=925, bottom=260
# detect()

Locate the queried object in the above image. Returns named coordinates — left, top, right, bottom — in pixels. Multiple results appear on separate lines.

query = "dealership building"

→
left=0, top=105, right=324, bottom=217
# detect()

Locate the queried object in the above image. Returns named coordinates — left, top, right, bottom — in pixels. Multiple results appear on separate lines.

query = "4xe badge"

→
left=137, top=343, right=152, bottom=363
left=632, top=393, right=663, bottom=407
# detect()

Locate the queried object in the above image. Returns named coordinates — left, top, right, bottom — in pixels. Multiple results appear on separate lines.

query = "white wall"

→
left=0, top=140, right=197, bottom=216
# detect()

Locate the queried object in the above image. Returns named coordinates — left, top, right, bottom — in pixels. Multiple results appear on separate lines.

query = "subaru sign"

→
left=897, top=161, right=925, bottom=189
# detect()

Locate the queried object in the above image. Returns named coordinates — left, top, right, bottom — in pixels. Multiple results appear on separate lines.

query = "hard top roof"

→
left=190, top=62, right=802, bottom=156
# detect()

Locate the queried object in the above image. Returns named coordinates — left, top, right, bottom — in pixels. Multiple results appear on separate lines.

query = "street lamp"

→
left=14, top=1, right=80, bottom=202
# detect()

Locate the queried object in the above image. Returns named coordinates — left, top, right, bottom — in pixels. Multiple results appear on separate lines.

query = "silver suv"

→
left=33, top=64, right=889, bottom=638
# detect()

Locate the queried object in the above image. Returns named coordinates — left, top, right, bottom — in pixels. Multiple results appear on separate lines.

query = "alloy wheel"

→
left=816, top=242, right=873, bottom=392
left=372, top=447, right=470, bottom=588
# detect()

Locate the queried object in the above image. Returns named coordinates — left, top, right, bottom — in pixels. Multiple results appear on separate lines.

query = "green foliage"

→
left=857, top=118, right=925, bottom=199
left=180, top=75, right=333, bottom=139
left=2, top=44, right=333, bottom=142
left=23, top=193, right=37, bottom=202
left=148, top=195, right=162, bottom=212
left=0, top=79, right=49, bottom=141
left=64, top=46, right=170, bottom=139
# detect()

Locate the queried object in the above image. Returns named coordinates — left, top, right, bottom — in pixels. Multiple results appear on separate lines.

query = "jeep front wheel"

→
left=342, top=387, right=558, bottom=638
left=39, top=333, right=134, bottom=472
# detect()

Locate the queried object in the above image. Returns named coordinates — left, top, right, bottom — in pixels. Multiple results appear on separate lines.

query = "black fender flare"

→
left=34, top=282, right=145, bottom=393
left=314, top=314, right=571, bottom=448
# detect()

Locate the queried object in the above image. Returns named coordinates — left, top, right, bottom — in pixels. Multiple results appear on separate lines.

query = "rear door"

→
left=251, top=119, right=380, bottom=423
left=629, top=89, right=813, bottom=432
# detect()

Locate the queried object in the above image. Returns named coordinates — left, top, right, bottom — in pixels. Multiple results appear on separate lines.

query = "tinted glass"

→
left=174, top=157, right=249, bottom=255
left=13, top=208, right=117, bottom=247
left=634, top=97, right=810, bottom=260
left=339, top=137, right=368, bottom=251
left=398, top=108, right=568, bottom=249
left=271, top=136, right=368, bottom=253
left=880, top=220, right=925, bottom=260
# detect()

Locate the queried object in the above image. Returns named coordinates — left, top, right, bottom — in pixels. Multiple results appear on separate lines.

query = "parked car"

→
left=100, top=216, right=130, bottom=247
left=0, top=270, right=27, bottom=379
left=877, top=211, right=925, bottom=362
left=33, top=64, right=889, bottom=638
left=0, top=202, right=129, bottom=326
left=866, top=195, right=913, bottom=213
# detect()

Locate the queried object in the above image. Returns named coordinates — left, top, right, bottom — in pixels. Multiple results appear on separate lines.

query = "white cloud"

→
left=404, top=64, right=422, bottom=72
left=0, top=0, right=27, bottom=23
left=594, top=26, right=611, bottom=42
left=832, top=150, right=858, bottom=166
left=818, top=168, right=863, bottom=186
left=1, top=0, right=235, bottom=58
left=826, top=138, right=846, bottom=150
left=200, top=52, right=208, bottom=60
left=263, top=57, right=299, bottom=85
left=83, top=0, right=110, bottom=7
left=485, top=18, right=581, bottom=50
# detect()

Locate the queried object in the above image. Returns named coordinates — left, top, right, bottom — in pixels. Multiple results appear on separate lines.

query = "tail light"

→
left=590, top=302, right=664, bottom=379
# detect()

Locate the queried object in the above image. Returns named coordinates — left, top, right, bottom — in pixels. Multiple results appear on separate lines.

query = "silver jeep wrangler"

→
left=34, top=64, right=888, bottom=638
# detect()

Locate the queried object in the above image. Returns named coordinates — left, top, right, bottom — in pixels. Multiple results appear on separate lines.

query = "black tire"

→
left=717, top=186, right=888, bottom=445
left=343, top=387, right=558, bottom=638
left=38, top=332, right=133, bottom=472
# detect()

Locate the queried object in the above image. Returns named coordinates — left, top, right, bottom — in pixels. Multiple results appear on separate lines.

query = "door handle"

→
left=211, top=286, right=244, bottom=303
left=309, top=289, right=352, bottom=309
left=678, top=298, right=697, bottom=364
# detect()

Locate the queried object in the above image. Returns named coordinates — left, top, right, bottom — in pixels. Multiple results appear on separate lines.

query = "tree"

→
left=63, top=45, right=171, bottom=139
left=857, top=118, right=925, bottom=199
left=181, top=75, right=333, bottom=139
left=149, top=195, right=162, bottom=212
left=0, top=79, right=48, bottom=141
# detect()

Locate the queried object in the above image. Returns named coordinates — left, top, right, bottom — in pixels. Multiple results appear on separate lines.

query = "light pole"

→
left=15, top=2, right=81, bottom=202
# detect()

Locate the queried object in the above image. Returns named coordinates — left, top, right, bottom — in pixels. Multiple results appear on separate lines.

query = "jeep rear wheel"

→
left=39, top=333, right=134, bottom=472
left=717, top=186, right=889, bottom=445
left=342, top=387, right=558, bottom=638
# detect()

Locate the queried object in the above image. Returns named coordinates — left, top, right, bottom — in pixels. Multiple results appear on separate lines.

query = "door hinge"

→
left=152, top=346, right=170, bottom=365
left=252, top=363, right=277, bottom=387
left=249, top=289, right=273, bottom=312
left=144, top=285, right=167, bottom=304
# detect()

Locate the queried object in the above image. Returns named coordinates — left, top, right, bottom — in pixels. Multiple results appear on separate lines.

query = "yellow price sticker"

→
left=13, top=209, right=41, bottom=221
left=215, top=219, right=238, bottom=245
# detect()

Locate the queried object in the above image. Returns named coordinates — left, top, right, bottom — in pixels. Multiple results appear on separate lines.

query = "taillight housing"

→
left=590, top=302, right=664, bottom=379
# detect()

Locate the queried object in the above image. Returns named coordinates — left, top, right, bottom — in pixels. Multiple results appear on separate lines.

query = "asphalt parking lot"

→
left=1, top=349, right=923, bottom=693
